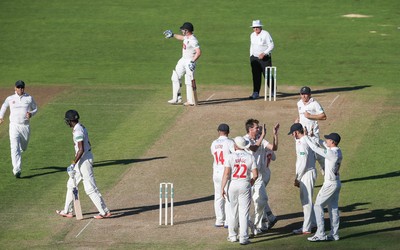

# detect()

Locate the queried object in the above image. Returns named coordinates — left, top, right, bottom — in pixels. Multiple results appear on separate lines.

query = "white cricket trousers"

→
left=171, top=57, right=195, bottom=104
left=64, top=152, right=109, bottom=215
left=252, top=181, right=267, bottom=229
left=299, top=169, right=317, bottom=232
left=213, top=165, right=230, bottom=226
left=227, top=181, right=251, bottom=243
left=314, top=180, right=341, bottom=239
left=9, top=123, right=30, bottom=175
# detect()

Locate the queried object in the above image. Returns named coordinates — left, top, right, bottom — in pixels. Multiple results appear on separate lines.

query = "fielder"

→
left=244, top=119, right=279, bottom=235
left=163, top=22, right=201, bottom=106
left=304, top=132, right=343, bottom=242
left=56, top=110, right=111, bottom=219
left=0, top=80, right=38, bottom=178
left=288, top=123, right=317, bottom=235
left=211, top=123, right=235, bottom=227
left=295, top=86, right=327, bottom=173
left=221, top=136, right=258, bottom=245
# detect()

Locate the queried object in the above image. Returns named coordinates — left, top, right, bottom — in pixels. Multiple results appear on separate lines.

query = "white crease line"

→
left=76, top=218, right=94, bottom=238
left=206, top=93, right=215, bottom=101
left=329, top=95, right=340, bottom=108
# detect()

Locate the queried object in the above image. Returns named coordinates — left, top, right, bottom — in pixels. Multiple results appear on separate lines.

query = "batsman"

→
left=56, top=110, right=111, bottom=219
left=163, top=22, right=201, bottom=106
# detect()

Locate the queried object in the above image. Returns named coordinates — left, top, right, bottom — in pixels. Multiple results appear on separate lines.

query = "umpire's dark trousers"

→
left=250, top=55, right=274, bottom=94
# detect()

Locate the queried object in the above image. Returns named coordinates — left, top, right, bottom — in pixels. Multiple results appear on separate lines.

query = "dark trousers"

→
left=250, top=55, right=274, bottom=93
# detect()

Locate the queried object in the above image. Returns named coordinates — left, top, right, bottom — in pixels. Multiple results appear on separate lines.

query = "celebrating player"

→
left=288, top=123, right=317, bottom=235
left=56, top=110, right=111, bottom=219
left=0, top=80, right=37, bottom=178
left=295, top=86, right=327, bottom=173
left=304, top=132, right=343, bottom=242
left=163, top=22, right=201, bottom=106
left=244, top=119, right=279, bottom=235
left=211, top=123, right=235, bottom=227
left=221, top=136, right=258, bottom=245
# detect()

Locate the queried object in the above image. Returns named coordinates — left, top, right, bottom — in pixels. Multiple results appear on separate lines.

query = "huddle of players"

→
left=211, top=119, right=279, bottom=245
left=211, top=86, right=343, bottom=245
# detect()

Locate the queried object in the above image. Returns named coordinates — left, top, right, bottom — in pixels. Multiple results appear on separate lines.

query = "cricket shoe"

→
left=15, top=171, right=21, bottom=179
left=249, top=92, right=259, bottom=99
left=268, top=217, right=278, bottom=230
left=293, top=228, right=312, bottom=235
left=183, top=102, right=195, bottom=106
left=56, top=210, right=73, bottom=218
left=240, top=240, right=251, bottom=245
left=227, top=236, right=238, bottom=243
left=327, top=235, right=339, bottom=241
left=253, top=228, right=264, bottom=236
left=167, top=98, right=182, bottom=104
left=307, top=235, right=328, bottom=242
left=93, top=212, right=112, bottom=219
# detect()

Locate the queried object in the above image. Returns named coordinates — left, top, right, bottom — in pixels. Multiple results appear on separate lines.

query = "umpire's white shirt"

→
left=250, top=30, right=274, bottom=57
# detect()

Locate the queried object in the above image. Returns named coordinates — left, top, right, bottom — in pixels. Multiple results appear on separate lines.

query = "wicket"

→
left=264, top=66, right=277, bottom=101
left=159, top=182, right=174, bottom=225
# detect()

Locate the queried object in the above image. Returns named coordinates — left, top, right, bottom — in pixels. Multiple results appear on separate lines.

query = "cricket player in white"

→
left=244, top=119, right=279, bottom=235
left=296, top=86, right=327, bottom=172
left=211, top=123, right=235, bottom=227
left=56, top=110, right=111, bottom=219
left=163, top=22, right=201, bottom=106
left=0, top=80, right=37, bottom=178
left=288, top=123, right=317, bottom=235
left=305, top=132, right=342, bottom=242
left=221, top=136, right=258, bottom=245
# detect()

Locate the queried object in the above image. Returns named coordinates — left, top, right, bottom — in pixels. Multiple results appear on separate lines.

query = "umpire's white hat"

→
left=250, top=20, right=263, bottom=27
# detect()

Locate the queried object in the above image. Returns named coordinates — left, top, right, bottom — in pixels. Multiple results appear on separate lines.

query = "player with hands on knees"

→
left=56, top=110, right=111, bottom=219
left=163, top=22, right=201, bottom=106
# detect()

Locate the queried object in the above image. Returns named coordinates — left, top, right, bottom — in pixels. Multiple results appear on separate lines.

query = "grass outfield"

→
left=1, top=0, right=399, bottom=249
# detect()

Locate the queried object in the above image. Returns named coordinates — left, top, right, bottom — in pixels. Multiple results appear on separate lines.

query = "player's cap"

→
left=217, top=123, right=230, bottom=133
left=15, top=80, right=25, bottom=88
left=324, top=133, right=341, bottom=145
left=250, top=20, right=263, bottom=28
left=288, top=123, right=303, bottom=135
left=300, top=86, right=311, bottom=94
left=234, top=136, right=250, bottom=150
left=180, top=22, right=194, bottom=32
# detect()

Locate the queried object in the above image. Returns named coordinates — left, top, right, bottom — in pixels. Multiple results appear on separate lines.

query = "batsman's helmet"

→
left=65, top=110, right=79, bottom=126
left=180, top=22, right=194, bottom=32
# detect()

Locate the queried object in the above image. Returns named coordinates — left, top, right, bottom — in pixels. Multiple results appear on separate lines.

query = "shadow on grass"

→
left=198, top=85, right=371, bottom=105
left=251, top=203, right=399, bottom=244
left=23, top=156, right=167, bottom=178
left=315, top=170, right=400, bottom=188
left=93, top=195, right=214, bottom=220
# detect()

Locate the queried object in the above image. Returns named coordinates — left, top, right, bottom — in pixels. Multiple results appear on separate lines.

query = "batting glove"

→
left=163, top=30, right=174, bottom=39
left=67, top=164, right=76, bottom=178
left=188, top=61, right=196, bottom=71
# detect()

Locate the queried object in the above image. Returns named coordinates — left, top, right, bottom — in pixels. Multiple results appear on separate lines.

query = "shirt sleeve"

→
left=29, top=96, right=38, bottom=116
left=296, top=142, right=308, bottom=180
left=264, top=31, right=274, bottom=55
left=0, top=97, right=10, bottom=119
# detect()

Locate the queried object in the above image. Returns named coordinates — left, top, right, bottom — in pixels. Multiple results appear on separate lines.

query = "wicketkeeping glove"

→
left=163, top=30, right=174, bottom=39
left=188, top=61, right=196, bottom=71
left=67, top=164, right=76, bottom=178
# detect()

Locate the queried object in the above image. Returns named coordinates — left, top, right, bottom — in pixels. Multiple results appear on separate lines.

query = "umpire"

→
left=249, top=20, right=274, bottom=99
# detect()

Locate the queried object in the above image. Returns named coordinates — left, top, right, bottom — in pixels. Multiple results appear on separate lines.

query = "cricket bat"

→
left=192, top=79, right=199, bottom=105
left=72, top=178, right=83, bottom=220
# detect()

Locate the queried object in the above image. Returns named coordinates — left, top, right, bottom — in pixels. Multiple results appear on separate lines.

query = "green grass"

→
left=0, top=0, right=399, bottom=249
